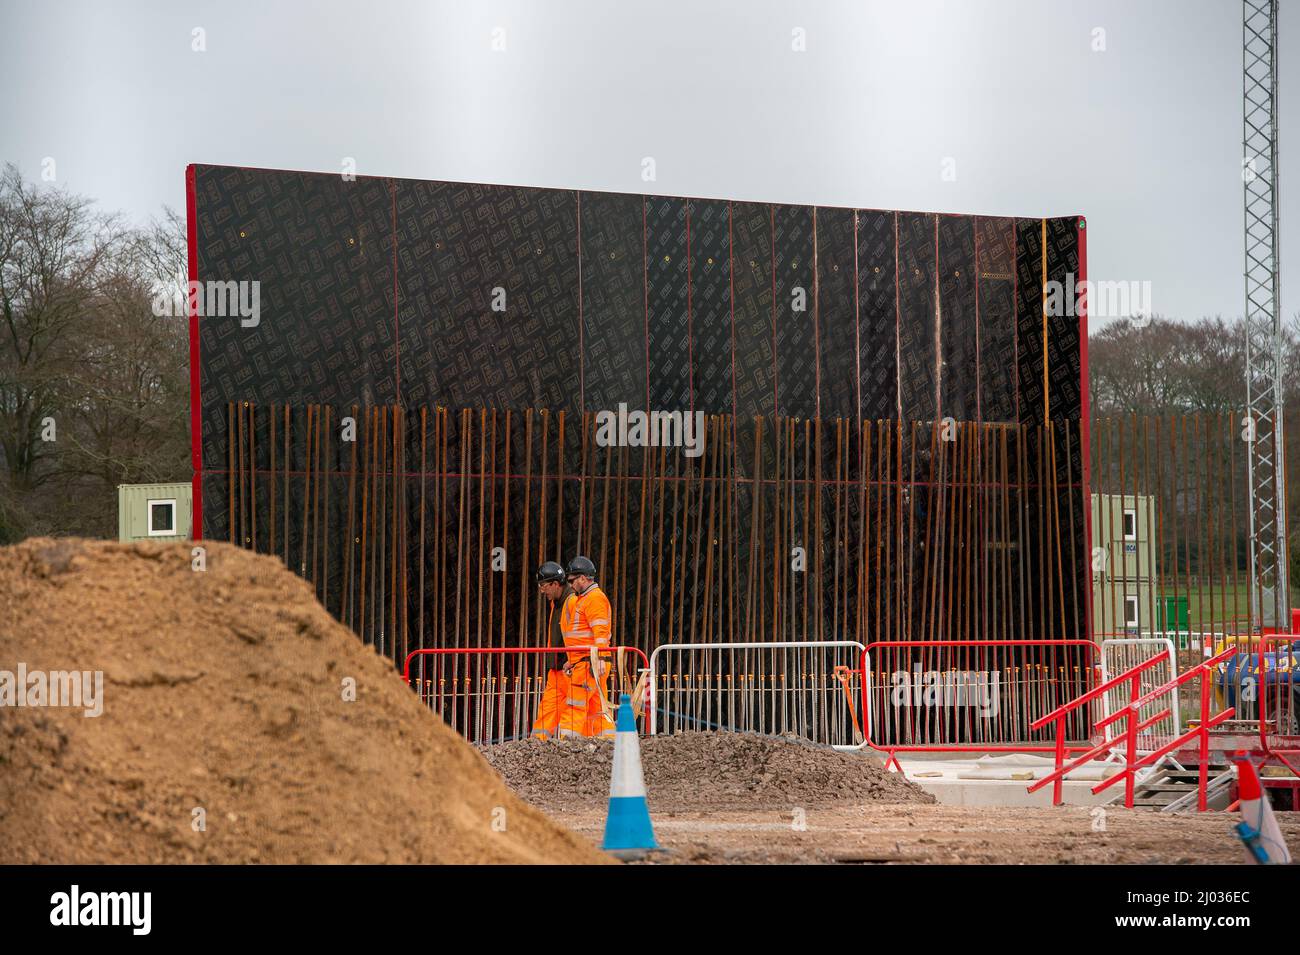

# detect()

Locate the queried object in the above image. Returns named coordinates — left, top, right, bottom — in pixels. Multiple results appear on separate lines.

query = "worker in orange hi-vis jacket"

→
left=530, top=561, right=575, bottom=739
left=530, top=555, right=615, bottom=739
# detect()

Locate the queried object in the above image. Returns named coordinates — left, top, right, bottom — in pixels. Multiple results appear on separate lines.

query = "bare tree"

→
left=0, top=165, right=188, bottom=541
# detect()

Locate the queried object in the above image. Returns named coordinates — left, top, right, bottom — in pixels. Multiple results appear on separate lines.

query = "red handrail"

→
left=1095, top=647, right=1236, bottom=731
left=1029, top=651, right=1168, bottom=733
left=1030, top=647, right=1237, bottom=810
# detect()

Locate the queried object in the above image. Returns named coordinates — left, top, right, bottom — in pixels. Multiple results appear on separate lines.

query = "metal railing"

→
left=863, top=639, right=1101, bottom=758
left=648, top=641, right=869, bottom=750
left=1099, top=637, right=1180, bottom=753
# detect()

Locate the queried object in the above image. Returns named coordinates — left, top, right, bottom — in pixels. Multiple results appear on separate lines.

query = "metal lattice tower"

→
left=1243, top=0, right=1289, bottom=629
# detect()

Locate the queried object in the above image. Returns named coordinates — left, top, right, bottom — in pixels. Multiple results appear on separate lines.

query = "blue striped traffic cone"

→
left=601, top=693, right=659, bottom=857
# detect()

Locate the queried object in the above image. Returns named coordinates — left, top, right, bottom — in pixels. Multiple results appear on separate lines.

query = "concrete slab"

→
left=895, top=755, right=1118, bottom=808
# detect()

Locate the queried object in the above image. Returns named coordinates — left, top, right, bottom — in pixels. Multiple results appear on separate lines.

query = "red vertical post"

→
left=1077, top=216, right=1091, bottom=640
left=186, top=164, right=203, bottom=540
left=1053, top=715, right=1065, bottom=806
left=1124, top=673, right=1140, bottom=808
left=1198, top=667, right=1210, bottom=811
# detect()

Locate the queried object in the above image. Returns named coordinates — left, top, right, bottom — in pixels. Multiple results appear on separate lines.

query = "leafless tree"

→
left=0, top=165, right=188, bottom=541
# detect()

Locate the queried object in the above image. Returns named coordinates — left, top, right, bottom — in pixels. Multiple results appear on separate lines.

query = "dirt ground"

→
left=484, top=735, right=1300, bottom=864
left=545, top=803, right=1300, bottom=864
left=0, top=538, right=606, bottom=864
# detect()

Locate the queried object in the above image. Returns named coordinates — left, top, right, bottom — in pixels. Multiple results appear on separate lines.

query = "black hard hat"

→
left=536, top=560, right=565, bottom=584
left=565, top=555, right=597, bottom=579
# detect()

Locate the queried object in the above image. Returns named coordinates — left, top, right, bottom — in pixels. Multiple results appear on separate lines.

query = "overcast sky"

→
left=1, top=0, right=1295, bottom=326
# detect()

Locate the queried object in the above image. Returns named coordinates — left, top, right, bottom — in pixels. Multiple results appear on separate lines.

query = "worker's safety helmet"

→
left=565, top=555, right=597, bottom=580
left=536, top=560, right=565, bottom=584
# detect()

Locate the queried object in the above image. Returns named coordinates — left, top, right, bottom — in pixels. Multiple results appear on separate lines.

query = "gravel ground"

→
left=480, top=731, right=935, bottom=813
left=547, top=803, right=1300, bottom=864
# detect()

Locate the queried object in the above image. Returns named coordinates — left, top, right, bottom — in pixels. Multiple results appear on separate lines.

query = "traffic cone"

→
left=601, top=693, right=659, bottom=858
left=1232, top=754, right=1292, bottom=865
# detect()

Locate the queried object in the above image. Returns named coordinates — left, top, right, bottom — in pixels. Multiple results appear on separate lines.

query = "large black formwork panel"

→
left=729, top=202, right=776, bottom=475
left=580, top=191, right=646, bottom=413
left=1044, top=217, right=1083, bottom=430
left=897, top=212, right=938, bottom=422
left=857, top=210, right=898, bottom=421
left=772, top=205, right=817, bottom=420
left=817, top=208, right=859, bottom=420
left=193, top=168, right=396, bottom=473
left=1014, top=218, right=1048, bottom=427
left=938, top=216, right=978, bottom=421
left=976, top=217, right=1018, bottom=422
left=689, top=199, right=733, bottom=416
left=396, top=180, right=580, bottom=413
left=645, top=198, right=690, bottom=412
left=190, top=165, right=1089, bottom=667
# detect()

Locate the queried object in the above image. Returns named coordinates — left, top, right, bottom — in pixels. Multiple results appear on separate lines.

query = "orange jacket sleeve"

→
left=586, top=589, right=612, bottom=647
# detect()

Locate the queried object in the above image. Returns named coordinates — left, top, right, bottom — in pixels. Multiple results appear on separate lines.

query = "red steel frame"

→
left=860, top=639, right=1102, bottom=770
left=1077, top=217, right=1091, bottom=641
left=186, top=164, right=203, bottom=539
left=403, top=645, right=652, bottom=733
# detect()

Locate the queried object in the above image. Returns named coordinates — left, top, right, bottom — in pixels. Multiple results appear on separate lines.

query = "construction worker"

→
left=564, top=556, right=616, bottom=736
left=530, top=556, right=616, bottom=739
left=535, top=560, right=573, bottom=651
left=530, top=561, right=575, bottom=739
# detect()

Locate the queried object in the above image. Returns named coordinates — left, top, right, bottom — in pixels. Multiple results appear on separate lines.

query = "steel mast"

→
left=1243, top=0, right=1289, bottom=629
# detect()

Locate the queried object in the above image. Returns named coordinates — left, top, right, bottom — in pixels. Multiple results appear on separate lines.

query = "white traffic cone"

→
left=601, top=693, right=659, bottom=858
left=1233, top=754, right=1292, bottom=864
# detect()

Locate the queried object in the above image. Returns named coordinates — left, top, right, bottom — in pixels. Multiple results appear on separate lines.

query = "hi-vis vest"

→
left=565, top=584, right=612, bottom=657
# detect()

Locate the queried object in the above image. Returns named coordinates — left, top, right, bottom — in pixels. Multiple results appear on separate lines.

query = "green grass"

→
left=1162, top=583, right=1300, bottom=633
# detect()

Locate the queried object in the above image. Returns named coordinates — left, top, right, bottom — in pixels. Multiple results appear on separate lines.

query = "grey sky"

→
left=1, top=0, right=1295, bottom=326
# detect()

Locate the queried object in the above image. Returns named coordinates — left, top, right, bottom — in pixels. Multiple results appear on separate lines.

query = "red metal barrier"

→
left=861, top=640, right=1102, bottom=766
left=403, top=646, right=650, bottom=745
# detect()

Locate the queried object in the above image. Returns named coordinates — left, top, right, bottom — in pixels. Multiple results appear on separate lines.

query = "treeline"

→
left=0, top=165, right=189, bottom=542
left=1089, top=314, right=1300, bottom=592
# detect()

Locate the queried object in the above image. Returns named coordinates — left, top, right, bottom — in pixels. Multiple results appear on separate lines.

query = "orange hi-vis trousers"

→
left=530, top=648, right=615, bottom=740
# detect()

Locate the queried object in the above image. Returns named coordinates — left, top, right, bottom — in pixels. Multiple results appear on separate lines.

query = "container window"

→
left=1122, top=508, right=1137, bottom=541
left=1124, top=595, right=1140, bottom=629
left=147, top=499, right=177, bottom=536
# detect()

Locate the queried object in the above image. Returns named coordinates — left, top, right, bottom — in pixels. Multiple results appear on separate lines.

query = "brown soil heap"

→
left=0, top=538, right=607, bottom=864
left=482, top=732, right=936, bottom=813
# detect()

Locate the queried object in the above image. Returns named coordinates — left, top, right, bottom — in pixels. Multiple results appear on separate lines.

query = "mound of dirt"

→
left=0, top=538, right=607, bottom=864
left=481, top=732, right=936, bottom=812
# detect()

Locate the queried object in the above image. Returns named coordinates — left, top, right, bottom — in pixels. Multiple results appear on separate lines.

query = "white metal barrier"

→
left=1099, top=637, right=1180, bottom=754
left=648, top=641, right=870, bottom=750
